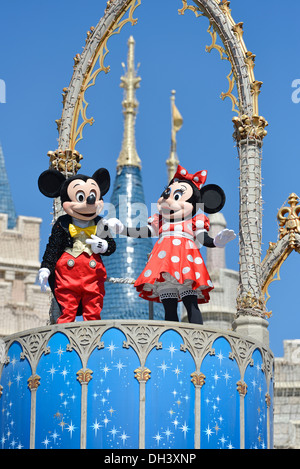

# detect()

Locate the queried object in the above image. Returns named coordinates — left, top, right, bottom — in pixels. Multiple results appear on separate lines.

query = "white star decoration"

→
left=66, top=421, right=76, bottom=438
left=180, top=422, right=189, bottom=439
left=114, top=360, right=126, bottom=375
left=167, top=343, right=177, bottom=359
left=164, top=427, right=173, bottom=441
left=106, top=342, right=118, bottom=357
left=51, top=431, right=59, bottom=443
left=204, top=424, right=214, bottom=442
left=120, top=431, right=129, bottom=445
left=55, top=346, right=64, bottom=360
left=60, top=367, right=69, bottom=380
left=47, top=365, right=57, bottom=380
left=91, top=419, right=102, bottom=437
left=172, top=366, right=181, bottom=379
left=216, top=351, right=225, bottom=364
left=109, top=426, right=119, bottom=439
left=102, top=364, right=111, bottom=377
left=158, top=361, right=169, bottom=376
left=153, top=432, right=163, bottom=445
left=223, top=370, right=231, bottom=384
left=42, top=436, right=51, bottom=449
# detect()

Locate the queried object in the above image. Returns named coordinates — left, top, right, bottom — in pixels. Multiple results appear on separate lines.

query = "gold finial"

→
left=47, top=148, right=83, bottom=174
left=76, top=368, right=93, bottom=384
left=166, top=90, right=183, bottom=181
left=134, top=367, right=151, bottom=383
left=277, top=193, right=300, bottom=247
left=237, top=380, right=248, bottom=397
left=191, top=371, right=206, bottom=388
left=232, top=114, right=268, bottom=142
left=116, top=36, right=142, bottom=170
left=27, top=374, right=41, bottom=391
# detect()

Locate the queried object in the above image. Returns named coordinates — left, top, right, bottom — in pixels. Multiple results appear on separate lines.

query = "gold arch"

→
left=70, top=1, right=140, bottom=150
left=262, top=193, right=300, bottom=315
left=52, top=0, right=267, bottom=173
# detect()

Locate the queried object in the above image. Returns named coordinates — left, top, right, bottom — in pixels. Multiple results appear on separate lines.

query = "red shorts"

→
left=55, top=252, right=106, bottom=323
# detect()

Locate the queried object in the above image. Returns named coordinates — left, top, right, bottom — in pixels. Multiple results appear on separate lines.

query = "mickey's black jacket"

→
left=41, top=214, right=116, bottom=293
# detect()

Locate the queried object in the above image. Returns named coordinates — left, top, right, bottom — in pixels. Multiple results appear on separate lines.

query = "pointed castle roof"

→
left=0, top=143, right=17, bottom=229
left=101, top=37, right=163, bottom=320
left=117, top=36, right=142, bottom=171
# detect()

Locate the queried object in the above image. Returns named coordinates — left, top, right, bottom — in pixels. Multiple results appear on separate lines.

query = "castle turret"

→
left=0, top=143, right=16, bottom=229
left=166, top=90, right=182, bottom=182
left=102, top=37, right=163, bottom=320
left=0, top=143, right=49, bottom=336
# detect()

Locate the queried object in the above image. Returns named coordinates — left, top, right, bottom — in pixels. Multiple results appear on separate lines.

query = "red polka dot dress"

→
left=134, top=213, right=214, bottom=303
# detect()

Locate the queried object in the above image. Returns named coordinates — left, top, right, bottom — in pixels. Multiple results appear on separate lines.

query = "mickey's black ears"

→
left=38, top=168, right=111, bottom=199
left=92, top=168, right=110, bottom=197
left=200, top=184, right=226, bottom=214
left=38, top=169, right=66, bottom=198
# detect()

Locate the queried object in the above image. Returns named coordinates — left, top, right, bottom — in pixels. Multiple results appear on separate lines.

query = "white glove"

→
left=38, top=268, right=50, bottom=292
left=213, top=229, right=236, bottom=248
left=103, top=218, right=124, bottom=234
left=86, top=235, right=108, bottom=254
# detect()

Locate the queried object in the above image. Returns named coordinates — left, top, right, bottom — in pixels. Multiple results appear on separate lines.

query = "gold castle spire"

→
left=117, top=36, right=142, bottom=170
left=166, top=90, right=183, bottom=181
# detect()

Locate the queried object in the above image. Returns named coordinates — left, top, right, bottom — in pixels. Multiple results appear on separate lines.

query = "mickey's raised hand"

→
left=103, top=218, right=125, bottom=234
left=86, top=235, right=108, bottom=254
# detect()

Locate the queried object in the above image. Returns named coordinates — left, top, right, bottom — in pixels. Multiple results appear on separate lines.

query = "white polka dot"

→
left=174, top=224, right=183, bottom=232
left=180, top=169, right=187, bottom=175
left=187, top=254, right=194, bottom=262
left=195, top=272, right=201, bottom=279
left=162, top=223, right=170, bottom=231
left=196, top=219, right=204, bottom=229
left=171, top=256, right=180, bottom=263
left=201, top=171, right=207, bottom=176
left=157, top=238, right=163, bottom=244
left=158, top=251, right=166, bottom=259
left=174, top=271, right=180, bottom=280
left=144, top=269, right=152, bottom=278
left=194, top=257, right=203, bottom=265
left=182, top=267, right=190, bottom=274
left=172, top=238, right=181, bottom=246
left=207, top=280, right=213, bottom=287
left=193, top=176, right=199, bottom=182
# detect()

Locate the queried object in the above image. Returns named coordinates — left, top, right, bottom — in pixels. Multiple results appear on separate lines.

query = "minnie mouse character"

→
left=38, top=168, right=116, bottom=323
left=106, top=165, right=236, bottom=324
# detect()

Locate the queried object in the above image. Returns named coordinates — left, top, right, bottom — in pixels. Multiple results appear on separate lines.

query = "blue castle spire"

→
left=0, top=142, right=17, bottom=229
left=102, top=37, right=163, bottom=320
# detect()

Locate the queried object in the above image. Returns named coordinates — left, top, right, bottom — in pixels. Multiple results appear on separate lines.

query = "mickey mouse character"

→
left=38, top=168, right=116, bottom=323
left=106, top=165, right=236, bottom=324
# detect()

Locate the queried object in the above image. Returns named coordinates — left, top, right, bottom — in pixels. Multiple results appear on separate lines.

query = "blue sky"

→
left=0, top=0, right=299, bottom=356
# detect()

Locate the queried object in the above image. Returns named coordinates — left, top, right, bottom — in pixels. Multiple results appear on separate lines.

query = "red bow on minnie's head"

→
left=173, top=165, right=207, bottom=190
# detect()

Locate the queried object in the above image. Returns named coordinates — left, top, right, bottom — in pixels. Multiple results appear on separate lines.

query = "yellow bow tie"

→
left=69, top=224, right=97, bottom=238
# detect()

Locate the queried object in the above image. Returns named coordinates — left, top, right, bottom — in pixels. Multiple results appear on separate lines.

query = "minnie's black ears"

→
left=200, top=184, right=226, bottom=214
left=38, top=169, right=66, bottom=198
